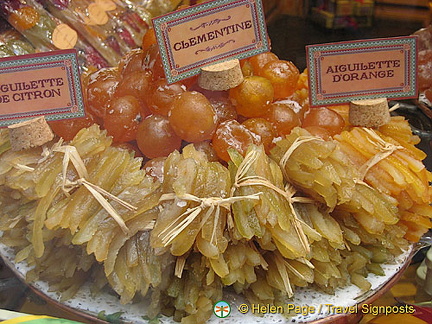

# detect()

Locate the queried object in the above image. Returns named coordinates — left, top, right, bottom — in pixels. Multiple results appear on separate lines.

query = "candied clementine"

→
left=143, top=44, right=165, bottom=80
left=209, top=96, right=238, bottom=124
left=242, top=118, right=276, bottom=153
left=103, top=95, right=143, bottom=143
left=229, top=76, right=274, bottom=118
left=141, top=27, right=157, bottom=51
left=169, top=91, right=217, bottom=142
left=264, top=100, right=301, bottom=136
left=49, top=113, right=96, bottom=141
left=248, top=52, right=278, bottom=74
left=115, top=70, right=152, bottom=105
left=118, top=49, right=145, bottom=76
left=136, top=115, right=182, bottom=158
left=147, top=79, right=187, bottom=116
left=303, top=126, right=331, bottom=141
left=240, top=59, right=254, bottom=77
left=257, top=60, right=300, bottom=99
left=212, top=119, right=260, bottom=162
left=86, top=68, right=120, bottom=119
left=302, top=107, right=345, bottom=136
left=328, top=104, right=350, bottom=127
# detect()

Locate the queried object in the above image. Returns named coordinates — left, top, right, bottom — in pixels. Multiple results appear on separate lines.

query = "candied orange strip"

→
left=400, top=211, right=432, bottom=228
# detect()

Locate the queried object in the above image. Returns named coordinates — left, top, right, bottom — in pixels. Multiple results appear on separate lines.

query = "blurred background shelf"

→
left=375, top=0, right=430, bottom=23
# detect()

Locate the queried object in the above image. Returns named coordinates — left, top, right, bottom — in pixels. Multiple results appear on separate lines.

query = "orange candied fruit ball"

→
left=118, top=49, right=145, bottom=76
left=302, top=106, right=345, bottom=136
left=147, top=79, right=187, bottom=116
left=85, top=68, right=120, bottom=119
left=248, top=52, right=279, bottom=75
left=103, top=95, right=144, bottom=143
left=264, top=100, right=301, bottom=136
left=209, top=95, right=238, bottom=124
left=168, top=91, right=217, bottom=142
left=49, top=113, right=96, bottom=141
left=212, top=119, right=260, bottom=162
left=296, top=68, right=309, bottom=91
left=115, top=70, right=153, bottom=105
left=242, top=118, right=276, bottom=153
left=303, top=126, right=331, bottom=140
left=9, top=6, right=39, bottom=31
left=229, top=76, right=274, bottom=118
left=143, top=44, right=165, bottom=80
left=328, top=104, right=350, bottom=127
left=257, top=59, right=300, bottom=99
left=136, top=115, right=182, bottom=159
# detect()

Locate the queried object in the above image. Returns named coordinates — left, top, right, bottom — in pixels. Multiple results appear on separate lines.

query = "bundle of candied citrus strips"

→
left=0, top=49, right=431, bottom=324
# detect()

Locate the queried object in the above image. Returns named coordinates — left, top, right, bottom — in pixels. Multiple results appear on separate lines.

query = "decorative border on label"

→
left=306, top=36, right=418, bottom=107
left=0, top=49, right=84, bottom=128
left=152, top=0, right=269, bottom=83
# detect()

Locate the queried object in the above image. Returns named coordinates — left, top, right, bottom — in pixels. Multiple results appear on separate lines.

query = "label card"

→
left=152, top=0, right=269, bottom=84
left=0, top=49, right=84, bottom=128
left=306, top=36, right=417, bottom=107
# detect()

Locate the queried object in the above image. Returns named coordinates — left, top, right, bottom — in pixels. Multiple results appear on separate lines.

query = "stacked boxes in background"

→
left=311, top=0, right=375, bottom=29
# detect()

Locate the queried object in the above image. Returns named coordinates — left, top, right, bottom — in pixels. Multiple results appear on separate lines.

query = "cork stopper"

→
left=349, top=98, right=391, bottom=128
left=8, top=116, right=54, bottom=151
left=198, top=59, right=244, bottom=91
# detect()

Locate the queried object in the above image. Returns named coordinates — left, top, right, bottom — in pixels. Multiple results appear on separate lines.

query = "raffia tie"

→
left=53, top=143, right=137, bottom=235
left=278, top=135, right=324, bottom=181
left=232, top=147, right=316, bottom=253
left=358, top=128, right=404, bottom=180
left=158, top=192, right=261, bottom=247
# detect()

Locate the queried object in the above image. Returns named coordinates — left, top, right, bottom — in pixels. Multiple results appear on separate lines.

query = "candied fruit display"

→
left=136, top=114, right=182, bottom=159
left=1, top=24, right=432, bottom=324
left=168, top=91, right=218, bottom=142
left=229, top=75, right=274, bottom=117
left=256, top=59, right=300, bottom=99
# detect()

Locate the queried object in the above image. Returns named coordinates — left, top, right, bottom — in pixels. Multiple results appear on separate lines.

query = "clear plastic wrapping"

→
left=0, top=18, right=35, bottom=57
left=41, top=0, right=152, bottom=66
left=0, top=0, right=109, bottom=71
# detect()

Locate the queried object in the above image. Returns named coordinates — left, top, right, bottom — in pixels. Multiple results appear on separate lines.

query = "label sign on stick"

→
left=0, top=49, right=84, bottom=128
left=152, top=0, right=270, bottom=84
left=306, top=36, right=417, bottom=107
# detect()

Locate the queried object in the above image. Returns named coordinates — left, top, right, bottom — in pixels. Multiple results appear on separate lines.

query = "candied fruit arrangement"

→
left=1, top=30, right=432, bottom=324
left=0, top=107, right=432, bottom=323
left=56, top=38, right=328, bottom=164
